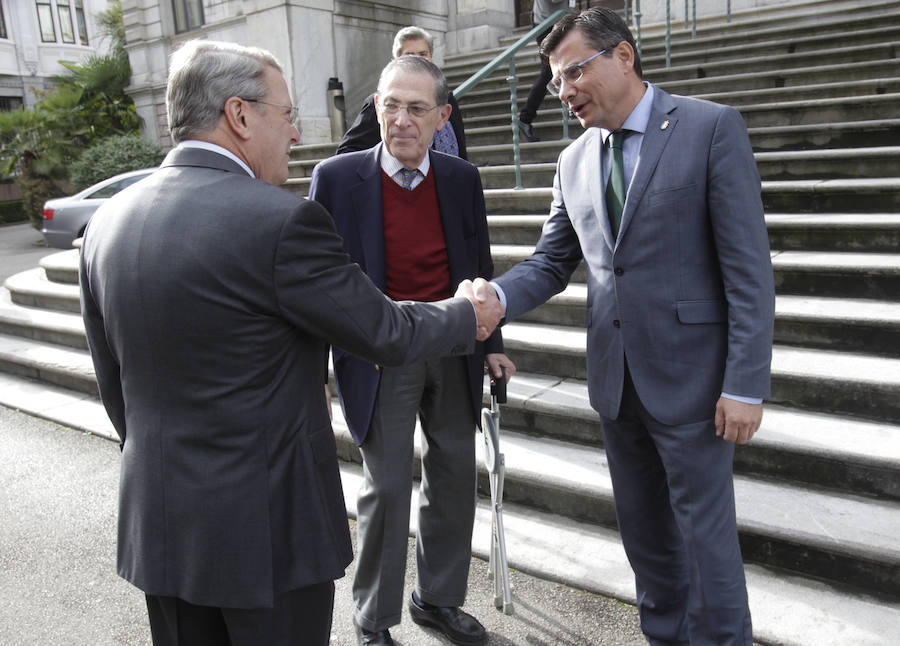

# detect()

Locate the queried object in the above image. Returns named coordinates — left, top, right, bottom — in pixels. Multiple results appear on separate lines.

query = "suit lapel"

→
left=618, top=89, right=678, bottom=242
left=431, top=151, right=467, bottom=286
left=350, top=144, right=387, bottom=290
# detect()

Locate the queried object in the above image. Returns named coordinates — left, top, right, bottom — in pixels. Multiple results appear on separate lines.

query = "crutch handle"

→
left=490, top=365, right=507, bottom=404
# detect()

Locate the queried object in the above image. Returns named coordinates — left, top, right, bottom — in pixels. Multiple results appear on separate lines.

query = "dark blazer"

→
left=308, top=143, right=499, bottom=444
left=337, top=92, right=468, bottom=160
left=495, top=86, right=775, bottom=425
left=79, top=147, right=476, bottom=609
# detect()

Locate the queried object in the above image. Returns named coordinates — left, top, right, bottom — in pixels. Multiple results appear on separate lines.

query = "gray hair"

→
left=377, top=55, right=449, bottom=107
left=392, top=26, right=434, bottom=59
left=166, top=40, right=283, bottom=143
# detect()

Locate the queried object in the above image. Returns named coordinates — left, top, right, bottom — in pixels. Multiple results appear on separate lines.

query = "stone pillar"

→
left=446, top=0, right=515, bottom=55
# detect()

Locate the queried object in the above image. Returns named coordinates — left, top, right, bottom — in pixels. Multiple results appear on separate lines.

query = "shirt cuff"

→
left=721, top=392, right=763, bottom=405
left=490, top=281, right=508, bottom=314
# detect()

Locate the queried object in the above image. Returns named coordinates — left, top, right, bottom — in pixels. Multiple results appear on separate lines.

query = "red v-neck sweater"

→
left=381, top=170, right=450, bottom=302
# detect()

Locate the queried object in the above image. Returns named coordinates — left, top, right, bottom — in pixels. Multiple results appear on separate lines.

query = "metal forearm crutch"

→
left=481, top=366, right=513, bottom=614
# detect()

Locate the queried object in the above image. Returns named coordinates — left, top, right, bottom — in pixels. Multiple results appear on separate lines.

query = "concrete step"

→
left=498, top=320, right=900, bottom=424
left=480, top=179, right=900, bottom=216
left=5, top=266, right=80, bottom=313
left=493, top=244, right=900, bottom=303
left=464, top=92, right=900, bottom=133
left=3, top=370, right=898, bottom=646
left=0, top=332, right=96, bottom=395
left=475, top=149, right=900, bottom=188
left=330, top=405, right=900, bottom=599
left=0, top=290, right=86, bottom=350
left=488, top=212, right=900, bottom=253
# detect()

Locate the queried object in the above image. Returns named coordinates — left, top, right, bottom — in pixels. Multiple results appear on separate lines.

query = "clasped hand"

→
left=455, top=278, right=505, bottom=341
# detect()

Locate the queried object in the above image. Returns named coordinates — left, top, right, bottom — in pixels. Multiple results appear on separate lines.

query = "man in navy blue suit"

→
left=309, top=56, right=514, bottom=646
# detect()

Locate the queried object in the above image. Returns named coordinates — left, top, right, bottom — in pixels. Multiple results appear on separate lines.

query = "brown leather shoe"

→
left=408, top=593, right=486, bottom=645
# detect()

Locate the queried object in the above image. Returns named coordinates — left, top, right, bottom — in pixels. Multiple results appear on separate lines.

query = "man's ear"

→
left=614, top=41, right=636, bottom=73
left=222, top=96, right=252, bottom=141
left=436, top=103, right=452, bottom=130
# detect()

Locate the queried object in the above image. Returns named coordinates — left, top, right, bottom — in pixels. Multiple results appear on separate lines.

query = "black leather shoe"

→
left=353, top=620, right=395, bottom=646
left=408, top=593, right=486, bottom=645
left=517, top=118, right=539, bottom=142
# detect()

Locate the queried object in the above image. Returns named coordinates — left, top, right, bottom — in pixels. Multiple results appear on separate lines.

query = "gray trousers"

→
left=353, top=355, right=477, bottom=632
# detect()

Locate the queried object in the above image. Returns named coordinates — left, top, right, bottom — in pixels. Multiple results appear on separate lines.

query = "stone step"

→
left=498, top=320, right=900, bottom=424
left=479, top=179, right=900, bottom=215
left=5, top=266, right=81, bottom=313
left=494, top=243, right=900, bottom=300
left=453, top=53, right=900, bottom=104
left=0, top=290, right=86, bottom=350
left=0, top=332, right=96, bottom=395
left=474, top=149, right=900, bottom=187
left=328, top=404, right=900, bottom=599
left=463, top=92, right=900, bottom=133
left=488, top=212, right=900, bottom=252
left=460, top=75, right=900, bottom=122
left=2, top=367, right=897, bottom=645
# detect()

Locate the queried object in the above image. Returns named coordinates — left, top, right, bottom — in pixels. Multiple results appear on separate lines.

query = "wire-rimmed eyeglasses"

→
left=379, top=102, right=438, bottom=118
left=546, top=49, right=609, bottom=95
left=242, top=98, right=299, bottom=126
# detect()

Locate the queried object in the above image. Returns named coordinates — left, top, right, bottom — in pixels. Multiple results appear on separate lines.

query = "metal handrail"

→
left=454, top=9, right=568, bottom=190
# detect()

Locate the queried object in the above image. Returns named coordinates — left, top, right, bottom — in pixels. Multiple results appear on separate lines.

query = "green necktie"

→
left=605, top=131, right=626, bottom=238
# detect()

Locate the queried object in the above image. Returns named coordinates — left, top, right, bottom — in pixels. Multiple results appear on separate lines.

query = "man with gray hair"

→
left=337, top=25, right=468, bottom=159
left=311, top=55, right=511, bottom=646
left=79, top=40, right=502, bottom=646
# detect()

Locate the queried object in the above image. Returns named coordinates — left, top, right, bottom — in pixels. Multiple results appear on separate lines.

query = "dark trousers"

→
left=600, top=367, right=752, bottom=646
left=145, top=581, right=335, bottom=646
left=519, top=26, right=554, bottom=124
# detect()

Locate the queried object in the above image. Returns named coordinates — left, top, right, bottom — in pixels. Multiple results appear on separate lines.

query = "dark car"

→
left=41, top=168, right=156, bottom=249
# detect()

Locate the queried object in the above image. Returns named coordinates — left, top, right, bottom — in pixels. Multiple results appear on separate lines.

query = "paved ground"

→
left=0, top=222, right=54, bottom=284
left=0, top=405, right=644, bottom=646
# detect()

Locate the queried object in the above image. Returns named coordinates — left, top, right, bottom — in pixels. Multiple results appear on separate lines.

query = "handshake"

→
left=456, top=278, right=505, bottom=341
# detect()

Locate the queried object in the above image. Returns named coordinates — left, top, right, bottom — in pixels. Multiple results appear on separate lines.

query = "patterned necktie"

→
left=398, top=168, right=419, bottom=190
left=431, top=122, right=459, bottom=157
left=605, top=130, right=626, bottom=238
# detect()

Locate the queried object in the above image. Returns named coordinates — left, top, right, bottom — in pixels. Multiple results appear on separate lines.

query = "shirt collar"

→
left=379, top=144, right=431, bottom=179
left=178, top=140, right=256, bottom=178
left=602, top=81, right=654, bottom=144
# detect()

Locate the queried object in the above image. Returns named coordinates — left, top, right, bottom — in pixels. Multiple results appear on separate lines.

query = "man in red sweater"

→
left=309, top=56, right=513, bottom=646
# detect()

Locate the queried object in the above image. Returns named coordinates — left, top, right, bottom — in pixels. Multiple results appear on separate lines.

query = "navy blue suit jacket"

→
left=309, top=143, right=501, bottom=444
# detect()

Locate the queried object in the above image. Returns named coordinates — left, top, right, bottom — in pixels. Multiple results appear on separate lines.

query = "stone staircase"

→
left=1, top=0, right=899, bottom=643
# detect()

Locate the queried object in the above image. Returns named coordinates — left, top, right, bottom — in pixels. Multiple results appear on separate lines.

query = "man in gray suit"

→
left=79, top=40, right=502, bottom=646
left=481, top=8, right=775, bottom=645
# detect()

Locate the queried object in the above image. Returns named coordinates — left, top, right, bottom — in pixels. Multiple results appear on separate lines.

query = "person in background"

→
left=79, top=39, right=502, bottom=646
left=482, top=8, right=775, bottom=645
left=310, top=55, right=514, bottom=646
left=516, top=0, right=575, bottom=142
left=337, top=25, right=468, bottom=160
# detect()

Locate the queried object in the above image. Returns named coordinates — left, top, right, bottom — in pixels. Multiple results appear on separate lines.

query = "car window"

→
left=87, top=174, right=149, bottom=199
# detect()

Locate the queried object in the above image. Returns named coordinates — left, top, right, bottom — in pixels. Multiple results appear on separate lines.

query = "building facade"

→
left=0, top=0, right=111, bottom=111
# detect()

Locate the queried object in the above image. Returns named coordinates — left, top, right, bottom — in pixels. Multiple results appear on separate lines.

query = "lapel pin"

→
left=660, top=120, right=670, bottom=130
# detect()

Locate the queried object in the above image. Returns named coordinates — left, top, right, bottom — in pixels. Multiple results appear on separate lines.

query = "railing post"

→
left=727, top=0, right=731, bottom=22
left=506, top=58, right=524, bottom=190
left=665, top=0, right=671, bottom=68
left=684, top=0, right=689, bottom=29
left=625, top=0, right=630, bottom=24
left=634, top=0, right=642, bottom=58
left=560, top=103, right=570, bottom=142
left=692, top=0, right=697, bottom=38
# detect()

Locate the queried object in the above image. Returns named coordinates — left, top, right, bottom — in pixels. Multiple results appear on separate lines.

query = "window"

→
left=37, top=1, right=57, bottom=42
left=172, top=0, right=204, bottom=33
left=74, top=0, right=88, bottom=44
left=0, top=1, right=7, bottom=40
left=57, top=0, right=76, bottom=44
left=0, top=96, right=24, bottom=111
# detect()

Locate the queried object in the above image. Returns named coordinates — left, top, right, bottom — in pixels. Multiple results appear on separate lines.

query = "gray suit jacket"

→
left=495, top=87, right=775, bottom=426
left=79, top=147, right=475, bottom=608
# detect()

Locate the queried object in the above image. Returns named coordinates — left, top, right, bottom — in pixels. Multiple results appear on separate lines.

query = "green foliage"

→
left=70, top=134, right=164, bottom=191
left=0, top=200, right=26, bottom=225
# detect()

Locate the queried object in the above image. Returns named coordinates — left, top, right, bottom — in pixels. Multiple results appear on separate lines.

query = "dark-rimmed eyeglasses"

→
left=242, top=98, right=299, bottom=126
left=547, top=49, right=609, bottom=94
left=379, top=102, right=438, bottom=118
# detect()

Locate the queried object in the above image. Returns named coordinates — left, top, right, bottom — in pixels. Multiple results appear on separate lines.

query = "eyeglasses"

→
left=379, top=102, right=438, bottom=118
left=546, top=48, right=609, bottom=94
left=242, top=98, right=299, bottom=126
